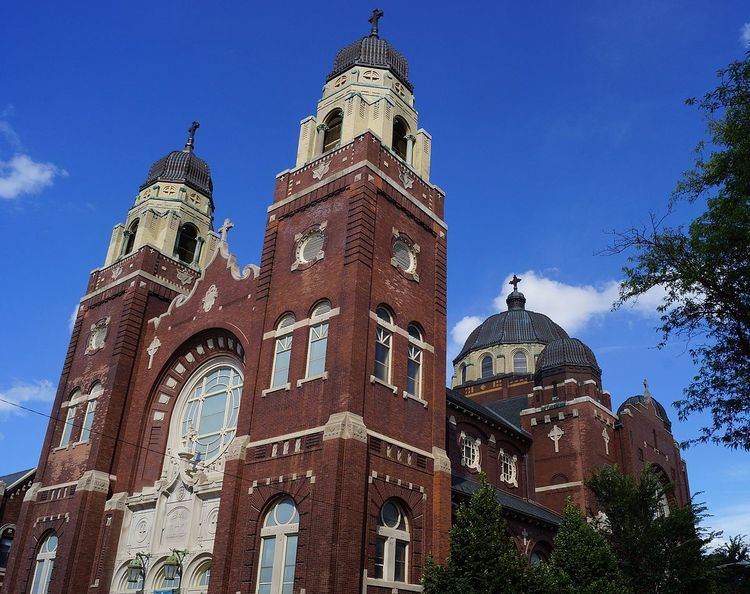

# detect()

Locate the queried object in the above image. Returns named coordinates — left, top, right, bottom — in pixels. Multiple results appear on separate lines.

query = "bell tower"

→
left=104, top=122, right=219, bottom=269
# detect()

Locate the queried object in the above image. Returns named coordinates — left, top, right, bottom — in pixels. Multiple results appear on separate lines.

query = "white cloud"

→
left=450, top=270, right=666, bottom=348
left=0, top=379, right=55, bottom=415
left=741, top=22, right=750, bottom=47
left=0, top=154, right=66, bottom=200
left=709, top=502, right=750, bottom=548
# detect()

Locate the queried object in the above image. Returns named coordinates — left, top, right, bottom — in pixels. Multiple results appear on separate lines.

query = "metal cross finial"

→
left=509, top=274, right=522, bottom=291
left=219, top=218, right=234, bottom=242
left=185, top=121, right=200, bottom=152
left=369, top=8, right=384, bottom=36
left=643, top=378, right=652, bottom=401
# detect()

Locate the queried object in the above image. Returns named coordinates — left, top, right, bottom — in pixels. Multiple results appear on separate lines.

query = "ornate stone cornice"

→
left=323, top=412, right=368, bottom=443
left=432, top=447, right=451, bottom=474
left=225, top=434, right=251, bottom=461
left=76, top=470, right=111, bottom=494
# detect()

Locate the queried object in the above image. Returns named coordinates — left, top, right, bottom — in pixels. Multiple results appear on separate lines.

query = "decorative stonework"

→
left=312, top=159, right=330, bottom=180
left=146, top=336, right=161, bottom=369
left=225, top=434, right=251, bottom=461
left=323, top=411, right=368, bottom=443
left=86, top=317, right=110, bottom=355
left=77, top=470, right=111, bottom=494
left=201, top=284, right=218, bottom=312
left=23, top=482, right=40, bottom=502
left=390, top=228, right=420, bottom=282
left=432, top=447, right=451, bottom=474
left=176, top=268, right=194, bottom=286
left=602, top=428, right=611, bottom=455
left=499, top=449, right=519, bottom=488
left=111, top=263, right=123, bottom=280
left=548, top=424, right=564, bottom=453
left=104, top=492, right=128, bottom=512
left=292, top=222, right=327, bottom=271
left=399, top=169, right=414, bottom=189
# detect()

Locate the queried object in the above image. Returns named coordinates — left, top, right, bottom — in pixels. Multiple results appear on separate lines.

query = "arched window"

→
left=498, top=449, right=518, bottom=487
left=374, top=500, right=410, bottom=583
left=272, top=314, right=295, bottom=389
left=306, top=301, right=331, bottom=378
left=374, top=306, right=393, bottom=383
left=123, top=219, right=138, bottom=255
left=460, top=363, right=468, bottom=384
left=529, top=549, right=546, bottom=566
left=174, top=223, right=200, bottom=264
left=392, top=117, right=408, bottom=160
left=59, top=395, right=78, bottom=448
left=481, top=355, right=493, bottom=379
left=0, top=526, right=14, bottom=571
left=406, top=324, right=423, bottom=398
left=80, top=382, right=103, bottom=443
left=460, top=432, right=481, bottom=471
left=257, top=497, right=299, bottom=594
left=322, top=110, right=343, bottom=153
left=30, top=532, right=57, bottom=594
left=156, top=566, right=180, bottom=591
left=180, top=361, right=243, bottom=462
left=513, top=351, right=528, bottom=374
left=192, top=560, right=211, bottom=590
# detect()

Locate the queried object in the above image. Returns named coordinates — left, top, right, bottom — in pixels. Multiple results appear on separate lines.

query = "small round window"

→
left=298, top=230, right=325, bottom=264
left=392, top=239, right=416, bottom=273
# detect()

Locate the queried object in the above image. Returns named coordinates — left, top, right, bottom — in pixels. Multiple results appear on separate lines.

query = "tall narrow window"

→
left=306, top=301, right=331, bottom=377
left=460, top=364, right=468, bottom=384
left=513, top=351, right=528, bottom=374
left=59, top=405, right=77, bottom=447
left=174, top=223, right=200, bottom=264
left=29, top=532, right=57, bottom=594
left=0, top=527, right=14, bottom=571
left=322, top=110, right=343, bottom=153
left=406, top=324, right=423, bottom=398
left=123, top=219, right=138, bottom=255
left=392, top=117, right=408, bottom=160
left=374, top=306, right=393, bottom=383
left=80, top=400, right=96, bottom=443
left=257, top=498, right=299, bottom=594
left=481, top=355, right=493, bottom=379
left=271, top=314, right=295, bottom=388
left=374, top=501, right=410, bottom=583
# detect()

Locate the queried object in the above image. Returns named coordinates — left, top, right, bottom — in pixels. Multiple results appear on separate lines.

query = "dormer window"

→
left=392, top=117, right=408, bottom=160
left=322, top=110, right=343, bottom=153
left=174, top=223, right=200, bottom=264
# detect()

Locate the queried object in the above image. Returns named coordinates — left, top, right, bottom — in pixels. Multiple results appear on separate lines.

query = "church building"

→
left=0, top=11, right=689, bottom=594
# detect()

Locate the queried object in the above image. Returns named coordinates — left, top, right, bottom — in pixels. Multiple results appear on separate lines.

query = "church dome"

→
left=453, top=291, right=568, bottom=363
left=327, top=10, right=412, bottom=91
left=536, top=338, right=601, bottom=374
left=140, top=122, right=213, bottom=198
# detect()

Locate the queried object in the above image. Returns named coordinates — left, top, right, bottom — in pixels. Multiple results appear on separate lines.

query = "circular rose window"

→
left=392, top=238, right=416, bottom=273
left=297, top=230, right=325, bottom=264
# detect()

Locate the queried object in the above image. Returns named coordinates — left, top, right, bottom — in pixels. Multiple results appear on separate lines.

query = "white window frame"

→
left=374, top=326, right=392, bottom=384
left=79, top=400, right=97, bottom=443
left=270, top=315, right=295, bottom=391
left=406, top=344, right=422, bottom=398
left=512, top=350, right=528, bottom=374
left=374, top=502, right=410, bottom=584
left=59, top=405, right=77, bottom=447
left=256, top=499, right=299, bottom=594
left=305, top=302, right=331, bottom=378
left=498, top=448, right=518, bottom=487
left=29, top=533, right=57, bottom=594
left=460, top=431, right=481, bottom=471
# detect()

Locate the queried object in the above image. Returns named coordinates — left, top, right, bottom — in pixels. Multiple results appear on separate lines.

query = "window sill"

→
left=365, top=577, right=423, bottom=592
left=73, top=440, right=91, bottom=447
left=402, top=391, right=428, bottom=408
left=297, top=371, right=328, bottom=387
left=370, top=375, right=398, bottom=394
left=53, top=445, right=70, bottom=452
left=261, top=383, right=291, bottom=397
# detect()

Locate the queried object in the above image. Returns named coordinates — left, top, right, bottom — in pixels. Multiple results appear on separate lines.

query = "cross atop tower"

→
left=369, top=8, right=384, bottom=37
left=509, top=274, right=522, bottom=291
left=219, top=218, right=234, bottom=242
left=185, top=121, right=200, bottom=152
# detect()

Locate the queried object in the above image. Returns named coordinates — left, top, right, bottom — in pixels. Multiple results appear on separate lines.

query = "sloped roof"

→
left=446, top=389, right=531, bottom=441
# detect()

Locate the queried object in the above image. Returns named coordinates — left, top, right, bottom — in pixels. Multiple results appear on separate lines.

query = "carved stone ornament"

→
left=399, top=169, right=414, bottom=189
left=111, top=263, right=123, bottom=280
left=323, top=411, right=368, bottom=443
left=432, top=447, right=451, bottom=474
left=86, top=317, right=110, bottom=355
left=312, top=159, right=331, bottom=180
left=176, top=268, right=194, bottom=286
left=77, top=470, right=111, bottom=494
left=201, top=284, right=219, bottom=313
left=147, top=336, right=161, bottom=369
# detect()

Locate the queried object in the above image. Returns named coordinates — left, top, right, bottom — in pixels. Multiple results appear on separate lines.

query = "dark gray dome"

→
left=453, top=292, right=568, bottom=364
left=141, top=149, right=213, bottom=198
left=537, top=338, right=601, bottom=374
left=617, top=395, right=672, bottom=429
left=328, top=34, right=412, bottom=91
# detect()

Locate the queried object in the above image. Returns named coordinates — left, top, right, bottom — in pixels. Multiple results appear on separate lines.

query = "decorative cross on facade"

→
left=219, top=218, right=234, bottom=242
left=509, top=274, right=522, bottom=291
left=548, top=424, right=564, bottom=453
left=521, top=528, right=529, bottom=547
left=369, top=8, right=384, bottom=36
left=602, top=428, right=610, bottom=455
left=185, top=120, right=200, bottom=152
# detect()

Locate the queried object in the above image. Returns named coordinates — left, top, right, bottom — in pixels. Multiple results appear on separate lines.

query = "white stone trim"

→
left=323, top=412, right=367, bottom=443
left=370, top=375, right=398, bottom=394
left=76, top=469, right=111, bottom=493
left=367, top=430, right=434, bottom=460
left=246, top=426, right=326, bottom=449
left=297, top=371, right=328, bottom=387
left=261, top=383, right=291, bottom=397
left=263, top=307, right=340, bottom=340
left=520, top=396, right=617, bottom=419
left=535, top=481, right=583, bottom=493
left=368, top=310, right=435, bottom=353
left=402, top=391, right=428, bottom=407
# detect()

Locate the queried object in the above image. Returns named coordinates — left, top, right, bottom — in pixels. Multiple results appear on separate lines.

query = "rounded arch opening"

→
left=512, top=350, right=528, bottom=374
left=322, top=109, right=343, bottom=153
left=480, top=354, right=494, bottom=379
left=375, top=498, right=411, bottom=583
left=392, top=116, right=409, bottom=160
left=124, top=218, right=139, bottom=255
left=175, top=223, right=200, bottom=264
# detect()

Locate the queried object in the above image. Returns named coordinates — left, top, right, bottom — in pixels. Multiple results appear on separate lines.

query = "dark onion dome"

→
left=141, top=121, right=213, bottom=199
left=453, top=290, right=568, bottom=364
left=617, top=394, right=672, bottom=430
left=327, top=10, right=412, bottom=91
left=536, top=337, right=601, bottom=375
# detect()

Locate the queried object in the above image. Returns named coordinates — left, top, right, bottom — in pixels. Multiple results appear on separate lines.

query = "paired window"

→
left=406, top=324, right=423, bottom=398
left=460, top=432, right=481, bottom=471
left=271, top=315, right=295, bottom=388
left=174, top=223, right=200, bottom=264
left=306, top=301, right=330, bottom=377
left=374, top=306, right=393, bottom=383
left=257, top=498, right=299, bottom=594
left=513, top=351, right=528, bottom=374
left=29, top=532, right=57, bottom=594
left=374, top=501, right=410, bottom=583
left=180, top=363, right=243, bottom=463
left=322, top=110, right=343, bottom=153
left=481, top=355, right=493, bottom=379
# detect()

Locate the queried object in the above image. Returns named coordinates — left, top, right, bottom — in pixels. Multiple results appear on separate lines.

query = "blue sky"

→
left=1, top=1, right=748, bottom=542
